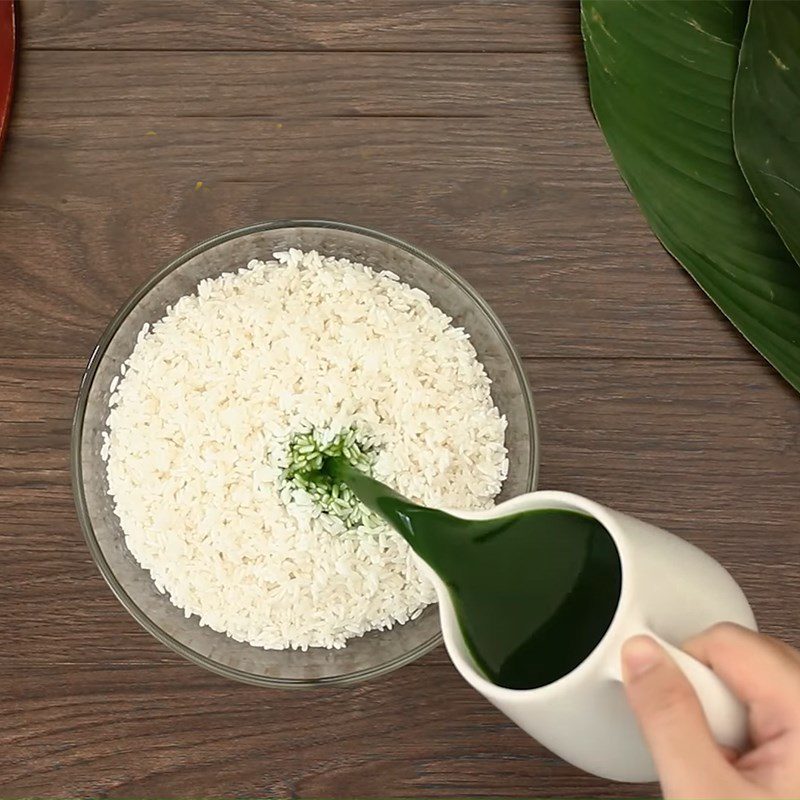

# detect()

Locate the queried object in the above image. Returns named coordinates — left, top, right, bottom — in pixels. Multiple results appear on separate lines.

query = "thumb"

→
left=622, top=635, right=732, bottom=787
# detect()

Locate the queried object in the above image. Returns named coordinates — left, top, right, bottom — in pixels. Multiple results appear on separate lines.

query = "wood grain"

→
left=22, top=0, right=580, bottom=52
left=17, top=50, right=584, bottom=118
left=0, top=661, right=629, bottom=799
left=0, top=113, right=758, bottom=360
left=2, top=1, right=800, bottom=797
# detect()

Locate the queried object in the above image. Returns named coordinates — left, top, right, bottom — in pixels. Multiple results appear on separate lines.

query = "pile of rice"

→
left=102, top=249, right=508, bottom=650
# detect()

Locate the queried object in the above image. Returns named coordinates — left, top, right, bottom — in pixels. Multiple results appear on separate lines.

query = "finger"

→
left=622, top=635, right=732, bottom=786
left=684, top=623, right=800, bottom=712
left=719, top=745, right=741, bottom=764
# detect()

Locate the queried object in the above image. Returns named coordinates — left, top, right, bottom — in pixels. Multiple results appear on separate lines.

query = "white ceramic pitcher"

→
left=420, top=490, right=756, bottom=782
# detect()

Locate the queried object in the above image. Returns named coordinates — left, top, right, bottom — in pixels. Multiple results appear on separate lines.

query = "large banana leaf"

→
left=734, top=1, right=800, bottom=266
left=582, top=0, right=800, bottom=392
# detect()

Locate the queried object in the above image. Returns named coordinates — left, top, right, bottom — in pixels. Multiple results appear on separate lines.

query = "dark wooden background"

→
left=2, top=1, right=799, bottom=797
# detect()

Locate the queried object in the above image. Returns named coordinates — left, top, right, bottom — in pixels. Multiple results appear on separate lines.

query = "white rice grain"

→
left=103, top=250, right=508, bottom=650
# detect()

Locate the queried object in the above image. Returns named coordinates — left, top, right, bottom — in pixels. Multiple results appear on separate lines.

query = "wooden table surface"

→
left=2, top=1, right=799, bottom=797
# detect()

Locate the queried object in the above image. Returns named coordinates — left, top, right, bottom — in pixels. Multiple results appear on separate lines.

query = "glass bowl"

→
left=71, top=220, right=539, bottom=687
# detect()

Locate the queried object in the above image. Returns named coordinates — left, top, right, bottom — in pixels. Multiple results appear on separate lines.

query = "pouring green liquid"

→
left=329, top=458, right=622, bottom=690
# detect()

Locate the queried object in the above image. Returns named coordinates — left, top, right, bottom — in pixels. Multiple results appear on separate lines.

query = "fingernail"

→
left=622, top=635, right=664, bottom=679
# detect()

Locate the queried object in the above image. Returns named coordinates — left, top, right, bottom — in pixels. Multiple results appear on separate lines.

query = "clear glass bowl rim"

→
left=70, top=219, right=540, bottom=688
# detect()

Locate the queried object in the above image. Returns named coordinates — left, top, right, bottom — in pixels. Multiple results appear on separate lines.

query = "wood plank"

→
left=0, top=112, right=756, bottom=361
left=24, top=0, right=579, bottom=53
left=0, top=661, right=642, bottom=799
left=16, top=50, right=583, bottom=119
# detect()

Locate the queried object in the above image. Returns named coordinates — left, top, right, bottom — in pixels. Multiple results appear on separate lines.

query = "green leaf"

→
left=582, top=0, right=800, bottom=392
left=734, top=0, right=800, bottom=267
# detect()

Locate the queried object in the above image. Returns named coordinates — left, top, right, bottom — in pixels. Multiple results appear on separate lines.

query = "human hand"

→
left=622, top=623, right=800, bottom=800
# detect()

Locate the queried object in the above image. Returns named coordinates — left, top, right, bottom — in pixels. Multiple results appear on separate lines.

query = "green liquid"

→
left=329, top=459, right=622, bottom=690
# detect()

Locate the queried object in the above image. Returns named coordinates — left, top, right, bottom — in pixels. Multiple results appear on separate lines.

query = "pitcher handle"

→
left=611, top=627, right=749, bottom=752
